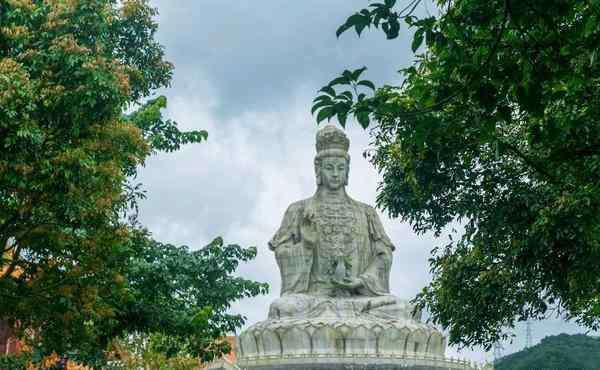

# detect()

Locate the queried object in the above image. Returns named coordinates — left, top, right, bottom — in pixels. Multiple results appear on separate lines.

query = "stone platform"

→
left=238, top=356, right=477, bottom=370
left=236, top=302, right=479, bottom=370
left=238, top=317, right=445, bottom=358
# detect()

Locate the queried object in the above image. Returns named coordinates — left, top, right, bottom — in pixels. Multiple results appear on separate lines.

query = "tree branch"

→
left=398, top=0, right=422, bottom=17
left=500, top=140, right=573, bottom=189
left=0, top=214, right=19, bottom=241
left=0, top=243, right=22, bottom=280
left=371, top=0, right=511, bottom=119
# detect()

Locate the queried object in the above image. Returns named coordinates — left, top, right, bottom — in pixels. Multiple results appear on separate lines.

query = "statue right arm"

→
left=269, top=201, right=314, bottom=295
left=269, top=200, right=318, bottom=250
left=268, top=203, right=301, bottom=251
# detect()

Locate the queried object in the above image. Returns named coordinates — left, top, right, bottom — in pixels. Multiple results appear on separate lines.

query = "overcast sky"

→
left=137, top=1, right=590, bottom=363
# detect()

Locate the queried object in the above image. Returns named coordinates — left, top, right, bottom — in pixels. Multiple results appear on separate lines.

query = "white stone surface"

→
left=238, top=314, right=447, bottom=359
left=237, top=126, right=475, bottom=369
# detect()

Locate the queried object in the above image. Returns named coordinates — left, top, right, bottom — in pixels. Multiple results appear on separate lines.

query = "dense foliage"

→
left=313, top=0, right=600, bottom=348
left=0, top=0, right=266, bottom=366
left=496, top=334, right=600, bottom=370
left=0, top=353, right=29, bottom=370
left=107, top=333, right=201, bottom=370
left=113, top=232, right=267, bottom=363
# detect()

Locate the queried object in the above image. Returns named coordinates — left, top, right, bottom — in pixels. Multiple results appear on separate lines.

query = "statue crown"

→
left=315, top=125, right=349, bottom=154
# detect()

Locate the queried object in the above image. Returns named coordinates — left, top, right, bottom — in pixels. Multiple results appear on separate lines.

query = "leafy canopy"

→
left=312, top=0, right=600, bottom=349
left=112, top=231, right=267, bottom=364
left=0, top=0, right=266, bottom=365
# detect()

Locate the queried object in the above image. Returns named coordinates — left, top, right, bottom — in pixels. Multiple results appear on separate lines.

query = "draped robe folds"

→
left=268, top=195, right=395, bottom=298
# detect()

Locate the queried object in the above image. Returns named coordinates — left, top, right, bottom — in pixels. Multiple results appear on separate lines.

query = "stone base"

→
left=237, top=316, right=446, bottom=361
left=243, top=366, right=468, bottom=370
left=244, top=367, right=465, bottom=370
left=237, top=296, right=480, bottom=370
left=238, top=355, right=478, bottom=370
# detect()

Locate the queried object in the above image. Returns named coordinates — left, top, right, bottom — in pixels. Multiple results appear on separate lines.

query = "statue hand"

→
left=302, top=204, right=316, bottom=223
left=332, top=277, right=363, bottom=290
left=273, top=242, right=289, bottom=259
left=301, top=207, right=317, bottom=246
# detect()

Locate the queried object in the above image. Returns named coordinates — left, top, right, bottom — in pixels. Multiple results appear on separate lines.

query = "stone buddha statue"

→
left=236, top=126, right=454, bottom=369
left=267, top=125, right=418, bottom=321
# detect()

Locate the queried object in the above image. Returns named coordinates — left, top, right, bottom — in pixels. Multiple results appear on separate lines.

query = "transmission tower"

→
left=525, top=321, right=533, bottom=348
left=493, top=341, right=504, bottom=362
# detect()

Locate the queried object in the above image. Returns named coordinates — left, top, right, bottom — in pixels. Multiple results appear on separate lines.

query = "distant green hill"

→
left=495, top=334, right=600, bottom=370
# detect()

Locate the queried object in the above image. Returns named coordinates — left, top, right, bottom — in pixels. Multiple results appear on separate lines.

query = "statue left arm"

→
left=358, top=206, right=395, bottom=296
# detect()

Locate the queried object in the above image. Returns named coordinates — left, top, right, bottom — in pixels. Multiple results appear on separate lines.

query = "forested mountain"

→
left=495, top=334, right=600, bottom=370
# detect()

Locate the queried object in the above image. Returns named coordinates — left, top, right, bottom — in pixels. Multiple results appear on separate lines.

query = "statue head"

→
left=314, top=125, right=350, bottom=190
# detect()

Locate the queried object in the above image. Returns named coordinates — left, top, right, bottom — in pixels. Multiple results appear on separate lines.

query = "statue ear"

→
left=314, top=158, right=322, bottom=186
left=344, top=156, right=350, bottom=185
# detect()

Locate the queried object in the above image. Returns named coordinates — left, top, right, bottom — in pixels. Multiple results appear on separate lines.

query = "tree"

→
left=110, top=231, right=267, bottom=364
left=0, top=0, right=267, bottom=366
left=108, top=333, right=202, bottom=370
left=312, top=0, right=600, bottom=349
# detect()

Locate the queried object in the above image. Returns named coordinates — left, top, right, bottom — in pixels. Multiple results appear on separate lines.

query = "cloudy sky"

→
left=137, top=0, right=590, bottom=363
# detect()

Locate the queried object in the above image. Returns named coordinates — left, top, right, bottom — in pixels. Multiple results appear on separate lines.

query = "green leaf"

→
left=329, top=76, right=349, bottom=86
left=424, top=29, right=435, bottom=47
left=319, top=85, right=336, bottom=96
left=358, top=80, right=376, bottom=90
left=317, top=106, right=334, bottom=124
left=356, top=21, right=368, bottom=36
left=337, top=13, right=366, bottom=38
left=386, top=18, right=400, bottom=39
left=356, top=111, right=370, bottom=129
left=412, top=28, right=425, bottom=52
left=313, top=95, right=333, bottom=103
left=334, top=101, right=351, bottom=116
left=351, top=66, right=368, bottom=80
left=311, top=99, right=333, bottom=115
left=336, top=22, right=353, bottom=37
left=584, top=15, right=597, bottom=36
left=360, top=9, right=371, bottom=17
left=338, top=111, right=348, bottom=127
left=339, top=90, right=354, bottom=101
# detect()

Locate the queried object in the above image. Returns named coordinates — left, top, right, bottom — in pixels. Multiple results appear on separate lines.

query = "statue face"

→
left=319, top=156, right=348, bottom=190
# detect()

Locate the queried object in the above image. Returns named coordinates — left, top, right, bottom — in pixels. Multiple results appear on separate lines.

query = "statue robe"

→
left=268, top=195, right=395, bottom=297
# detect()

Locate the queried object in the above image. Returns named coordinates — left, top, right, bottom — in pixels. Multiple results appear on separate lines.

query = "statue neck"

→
left=316, top=186, right=348, bottom=201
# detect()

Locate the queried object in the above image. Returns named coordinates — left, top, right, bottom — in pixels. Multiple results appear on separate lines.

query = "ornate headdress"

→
left=315, top=125, right=350, bottom=159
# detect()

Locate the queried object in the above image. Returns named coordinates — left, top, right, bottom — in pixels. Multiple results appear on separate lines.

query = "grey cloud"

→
left=151, top=0, right=413, bottom=118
